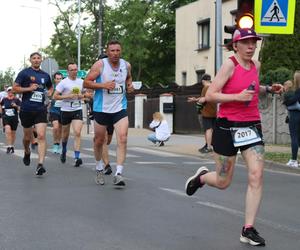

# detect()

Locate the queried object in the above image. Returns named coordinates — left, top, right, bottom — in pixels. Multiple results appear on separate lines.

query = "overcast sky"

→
left=0, top=0, right=115, bottom=74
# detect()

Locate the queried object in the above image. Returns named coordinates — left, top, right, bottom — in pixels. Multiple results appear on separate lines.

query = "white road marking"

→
left=183, top=161, right=215, bottom=165
left=129, top=147, right=182, bottom=157
left=159, top=187, right=187, bottom=197
left=135, top=161, right=175, bottom=165
left=0, top=148, right=93, bottom=159
left=82, top=148, right=139, bottom=158
left=160, top=187, right=300, bottom=234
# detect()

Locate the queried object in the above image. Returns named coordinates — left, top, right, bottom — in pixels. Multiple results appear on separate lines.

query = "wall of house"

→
left=176, top=0, right=261, bottom=86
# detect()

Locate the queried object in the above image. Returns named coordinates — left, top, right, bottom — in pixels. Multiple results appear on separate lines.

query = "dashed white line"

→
left=160, top=187, right=300, bottom=235
left=135, top=161, right=175, bottom=165
left=129, top=147, right=182, bottom=157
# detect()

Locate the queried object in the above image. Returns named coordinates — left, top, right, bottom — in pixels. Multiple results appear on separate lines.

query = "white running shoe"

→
left=286, top=159, right=299, bottom=168
left=95, top=170, right=105, bottom=185
left=113, top=174, right=126, bottom=186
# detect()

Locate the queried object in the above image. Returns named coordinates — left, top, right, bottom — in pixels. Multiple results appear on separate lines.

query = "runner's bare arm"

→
left=12, top=82, right=38, bottom=93
left=206, top=59, right=254, bottom=103
left=53, top=90, right=77, bottom=100
left=83, top=60, right=115, bottom=90
left=126, top=63, right=134, bottom=93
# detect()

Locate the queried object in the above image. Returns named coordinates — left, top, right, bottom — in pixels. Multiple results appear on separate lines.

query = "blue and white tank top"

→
left=93, top=58, right=128, bottom=113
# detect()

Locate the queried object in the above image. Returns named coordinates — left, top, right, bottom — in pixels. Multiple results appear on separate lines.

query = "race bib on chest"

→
left=54, top=100, right=62, bottom=108
left=5, top=108, right=15, bottom=117
left=108, top=85, right=123, bottom=94
left=70, top=100, right=81, bottom=108
left=230, top=126, right=261, bottom=147
left=30, top=91, right=43, bottom=103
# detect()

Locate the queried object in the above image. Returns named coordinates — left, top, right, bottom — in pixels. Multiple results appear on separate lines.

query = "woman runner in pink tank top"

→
left=185, top=28, right=283, bottom=247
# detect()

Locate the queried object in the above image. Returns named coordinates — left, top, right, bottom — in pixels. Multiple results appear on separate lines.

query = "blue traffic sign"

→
left=255, top=0, right=296, bottom=34
left=260, top=0, right=288, bottom=27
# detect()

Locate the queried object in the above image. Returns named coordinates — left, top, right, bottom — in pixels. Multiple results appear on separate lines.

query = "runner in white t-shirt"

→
left=53, top=63, right=91, bottom=167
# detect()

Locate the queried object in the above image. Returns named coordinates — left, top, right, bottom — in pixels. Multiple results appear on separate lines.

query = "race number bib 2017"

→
left=30, top=91, right=43, bottom=103
left=108, top=85, right=123, bottom=94
left=230, top=126, right=261, bottom=147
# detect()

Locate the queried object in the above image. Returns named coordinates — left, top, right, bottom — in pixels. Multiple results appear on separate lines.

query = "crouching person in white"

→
left=148, top=112, right=171, bottom=146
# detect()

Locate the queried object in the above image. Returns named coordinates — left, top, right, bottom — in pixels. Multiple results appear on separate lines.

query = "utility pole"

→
left=77, top=0, right=81, bottom=71
left=98, top=0, right=104, bottom=56
left=215, top=0, right=222, bottom=73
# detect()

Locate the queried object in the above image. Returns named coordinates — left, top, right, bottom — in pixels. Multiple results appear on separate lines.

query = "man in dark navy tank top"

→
left=12, top=52, right=53, bottom=176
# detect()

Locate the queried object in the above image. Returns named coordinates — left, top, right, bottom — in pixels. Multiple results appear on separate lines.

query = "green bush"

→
left=260, top=67, right=293, bottom=85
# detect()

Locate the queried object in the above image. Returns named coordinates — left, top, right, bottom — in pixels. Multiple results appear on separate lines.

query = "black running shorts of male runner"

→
left=19, top=111, right=48, bottom=128
left=94, top=109, right=128, bottom=127
left=60, top=110, right=83, bottom=126
left=49, top=112, right=62, bottom=124
left=3, top=116, right=19, bottom=131
left=212, top=118, right=264, bottom=157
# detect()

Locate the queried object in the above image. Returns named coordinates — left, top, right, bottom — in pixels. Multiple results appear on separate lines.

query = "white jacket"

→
left=149, top=119, right=171, bottom=141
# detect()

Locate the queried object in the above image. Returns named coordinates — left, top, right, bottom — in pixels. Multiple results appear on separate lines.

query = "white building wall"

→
left=176, top=0, right=261, bottom=86
left=159, top=94, right=173, bottom=134
left=134, top=94, right=147, bottom=128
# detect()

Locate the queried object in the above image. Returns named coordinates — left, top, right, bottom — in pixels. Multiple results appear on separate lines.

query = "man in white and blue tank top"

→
left=84, top=40, right=134, bottom=186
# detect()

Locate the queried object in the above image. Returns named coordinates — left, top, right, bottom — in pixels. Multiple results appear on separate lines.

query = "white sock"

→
left=115, top=165, right=124, bottom=175
left=96, top=160, right=104, bottom=171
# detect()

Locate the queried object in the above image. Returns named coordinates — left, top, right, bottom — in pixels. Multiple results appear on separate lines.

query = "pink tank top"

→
left=218, top=56, right=261, bottom=121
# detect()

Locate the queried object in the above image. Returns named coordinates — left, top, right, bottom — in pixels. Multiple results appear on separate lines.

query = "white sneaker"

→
left=113, top=174, right=126, bottom=186
left=95, top=170, right=105, bottom=185
left=286, top=159, right=299, bottom=168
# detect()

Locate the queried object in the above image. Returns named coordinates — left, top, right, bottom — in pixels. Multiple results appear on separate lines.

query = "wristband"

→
left=266, top=86, right=273, bottom=94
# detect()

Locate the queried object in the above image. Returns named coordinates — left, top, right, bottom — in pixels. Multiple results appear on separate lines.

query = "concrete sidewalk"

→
left=78, top=125, right=299, bottom=172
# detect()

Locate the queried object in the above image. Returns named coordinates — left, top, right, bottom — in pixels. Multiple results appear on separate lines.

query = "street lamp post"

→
left=215, top=0, right=222, bottom=73
left=77, top=0, right=81, bottom=71
left=98, top=0, right=104, bottom=56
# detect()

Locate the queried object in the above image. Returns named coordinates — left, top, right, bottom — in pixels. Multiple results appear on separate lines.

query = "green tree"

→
left=45, top=0, right=104, bottom=70
left=260, top=1, right=300, bottom=75
left=0, top=68, right=15, bottom=90
left=105, top=0, right=196, bottom=85
left=45, top=0, right=196, bottom=85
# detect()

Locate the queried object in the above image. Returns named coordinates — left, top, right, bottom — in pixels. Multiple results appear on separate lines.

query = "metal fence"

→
left=173, top=95, right=202, bottom=134
left=143, top=98, right=160, bottom=128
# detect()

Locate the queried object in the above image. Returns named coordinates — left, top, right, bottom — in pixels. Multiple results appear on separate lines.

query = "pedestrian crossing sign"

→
left=254, top=0, right=296, bottom=34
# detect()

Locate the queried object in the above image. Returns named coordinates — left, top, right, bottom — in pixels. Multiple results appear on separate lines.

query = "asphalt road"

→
left=0, top=131, right=299, bottom=250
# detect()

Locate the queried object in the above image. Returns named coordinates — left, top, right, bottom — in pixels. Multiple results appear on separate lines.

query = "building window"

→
left=197, top=18, right=210, bottom=50
left=182, top=71, right=187, bottom=86
left=196, top=70, right=205, bottom=83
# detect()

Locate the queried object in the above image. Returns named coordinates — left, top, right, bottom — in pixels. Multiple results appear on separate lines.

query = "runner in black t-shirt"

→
left=12, top=52, right=53, bottom=176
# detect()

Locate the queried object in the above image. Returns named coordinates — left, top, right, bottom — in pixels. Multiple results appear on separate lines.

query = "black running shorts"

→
left=212, top=118, right=264, bottom=156
left=3, top=116, right=19, bottom=131
left=19, top=111, right=48, bottom=128
left=49, top=112, right=62, bottom=123
left=60, top=110, right=83, bottom=125
left=94, top=109, right=128, bottom=127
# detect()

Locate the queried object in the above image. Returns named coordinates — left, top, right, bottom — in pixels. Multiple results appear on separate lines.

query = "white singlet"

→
left=93, top=58, right=128, bottom=113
